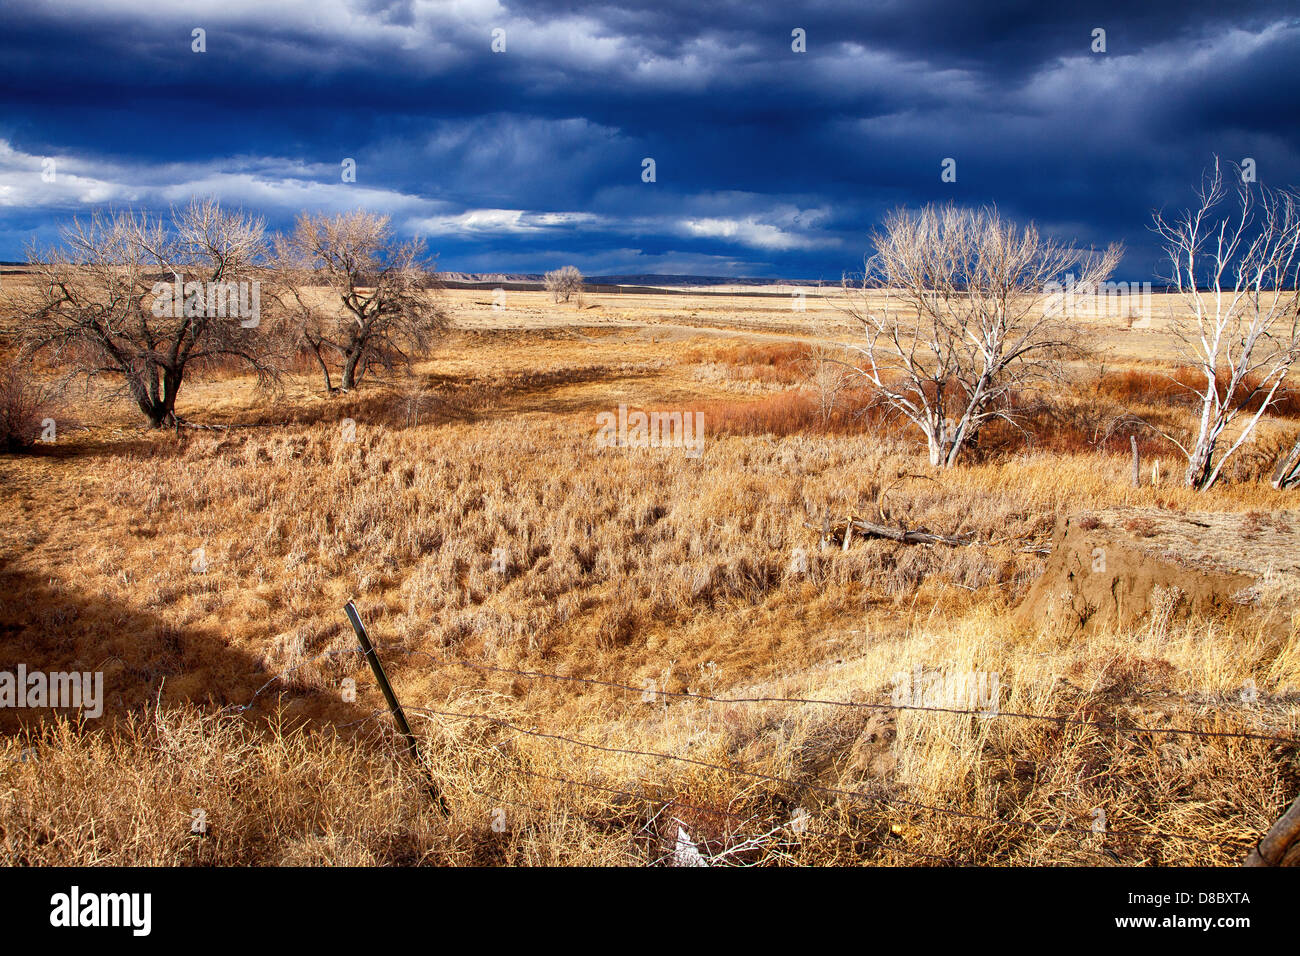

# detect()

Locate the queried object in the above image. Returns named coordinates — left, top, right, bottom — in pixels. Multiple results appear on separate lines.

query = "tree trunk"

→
left=943, top=436, right=964, bottom=468
left=310, top=342, right=334, bottom=393
left=142, top=398, right=176, bottom=428
left=926, top=416, right=949, bottom=467
left=141, top=367, right=182, bottom=428
left=129, top=365, right=178, bottom=428
left=927, top=416, right=965, bottom=468
left=1274, top=436, right=1300, bottom=490
left=1185, top=386, right=1221, bottom=489
left=340, top=347, right=364, bottom=391
left=926, top=432, right=944, bottom=467
left=1185, top=438, right=1215, bottom=489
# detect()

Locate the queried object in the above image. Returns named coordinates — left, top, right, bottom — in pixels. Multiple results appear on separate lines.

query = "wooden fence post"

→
left=344, top=601, right=450, bottom=817
left=1130, top=435, right=1140, bottom=488
left=1244, top=793, right=1300, bottom=866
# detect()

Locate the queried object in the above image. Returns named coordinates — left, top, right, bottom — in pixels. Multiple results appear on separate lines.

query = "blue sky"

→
left=1, top=1, right=1298, bottom=279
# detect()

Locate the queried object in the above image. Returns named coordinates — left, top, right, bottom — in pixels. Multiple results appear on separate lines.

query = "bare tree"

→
left=1152, top=159, right=1300, bottom=490
left=14, top=199, right=274, bottom=428
left=275, top=211, right=446, bottom=393
left=545, top=265, right=584, bottom=304
left=839, top=203, right=1121, bottom=466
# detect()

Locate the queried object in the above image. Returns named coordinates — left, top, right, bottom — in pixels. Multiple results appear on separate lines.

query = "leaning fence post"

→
left=344, top=600, right=449, bottom=817
left=1130, top=435, right=1140, bottom=488
left=1244, top=793, right=1300, bottom=866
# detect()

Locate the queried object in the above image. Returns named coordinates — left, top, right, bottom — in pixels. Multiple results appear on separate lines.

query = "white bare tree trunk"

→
left=1274, top=435, right=1300, bottom=489
left=1154, top=158, right=1300, bottom=490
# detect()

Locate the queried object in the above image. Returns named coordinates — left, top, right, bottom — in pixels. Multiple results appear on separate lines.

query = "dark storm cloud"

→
left=0, top=1, right=1297, bottom=278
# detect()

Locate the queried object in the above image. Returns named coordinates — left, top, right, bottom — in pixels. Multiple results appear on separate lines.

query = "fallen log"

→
left=851, top=517, right=975, bottom=547
left=805, top=516, right=975, bottom=548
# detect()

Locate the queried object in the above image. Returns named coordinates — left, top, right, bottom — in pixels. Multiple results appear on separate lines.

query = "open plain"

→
left=1, top=283, right=1298, bottom=866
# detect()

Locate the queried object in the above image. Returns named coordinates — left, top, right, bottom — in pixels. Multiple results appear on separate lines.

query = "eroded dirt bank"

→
left=1017, top=508, right=1299, bottom=632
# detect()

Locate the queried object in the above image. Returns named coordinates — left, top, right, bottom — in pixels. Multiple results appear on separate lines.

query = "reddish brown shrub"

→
left=0, top=358, right=53, bottom=452
left=691, top=388, right=901, bottom=437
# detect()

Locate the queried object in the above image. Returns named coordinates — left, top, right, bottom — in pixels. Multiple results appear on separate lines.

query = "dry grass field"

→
left=1, top=285, right=1298, bottom=865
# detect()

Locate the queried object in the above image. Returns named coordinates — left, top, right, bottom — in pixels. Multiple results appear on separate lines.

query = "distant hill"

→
left=438, top=272, right=796, bottom=287
left=589, top=274, right=790, bottom=287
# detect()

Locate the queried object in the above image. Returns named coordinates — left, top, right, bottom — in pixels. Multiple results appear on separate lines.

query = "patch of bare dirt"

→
left=1016, top=508, right=1300, bottom=632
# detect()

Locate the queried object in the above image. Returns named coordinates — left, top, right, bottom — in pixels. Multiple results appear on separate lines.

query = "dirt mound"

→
left=1016, top=508, right=1300, bottom=633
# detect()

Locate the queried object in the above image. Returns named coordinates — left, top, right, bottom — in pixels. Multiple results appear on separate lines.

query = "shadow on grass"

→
left=0, top=558, right=378, bottom=736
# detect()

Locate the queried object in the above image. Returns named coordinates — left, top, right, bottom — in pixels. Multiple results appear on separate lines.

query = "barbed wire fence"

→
left=180, top=601, right=1300, bottom=866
